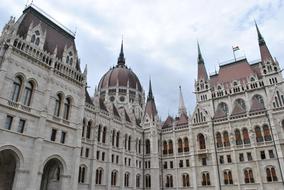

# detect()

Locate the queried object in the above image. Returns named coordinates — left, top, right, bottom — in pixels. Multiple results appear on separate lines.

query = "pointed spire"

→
left=197, top=41, right=204, bottom=65
left=254, top=21, right=274, bottom=65
left=197, top=42, right=208, bottom=81
left=117, top=39, right=125, bottom=66
left=145, top=78, right=157, bottom=121
left=178, top=86, right=187, bottom=115
left=148, top=78, right=153, bottom=99
left=255, top=20, right=265, bottom=46
left=83, top=64, right=88, bottom=76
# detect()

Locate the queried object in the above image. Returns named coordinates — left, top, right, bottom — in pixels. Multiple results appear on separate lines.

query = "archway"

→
left=40, top=158, right=63, bottom=190
left=0, top=149, right=18, bottom=190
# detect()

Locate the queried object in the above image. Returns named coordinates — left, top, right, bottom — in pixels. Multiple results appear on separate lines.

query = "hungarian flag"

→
left=233, top=46, right=240, bottom=51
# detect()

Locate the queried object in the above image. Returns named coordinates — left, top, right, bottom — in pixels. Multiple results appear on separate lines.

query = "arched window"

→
left=128, top=136, right=131, bottom=151
left=198, top=133, right=206, bottom=150
left=145, top=174, right=151, bottom=188
left=166, top=175, right=173, bottom=187
left=124, top=172, right=130, bottom=187
left=112, top=130, right=116, bottom=146
left=263, top=125, right=272, bottom=141
left=168, top=140, right=173, bottom=154
left=138, top=139, right=141, bottom=153
left=217, top=102, right=229, bottom=115
left=216, top=132, right=223, bottom=148
left=63, top=98, right=71, bottom=120
left=255, top=126, right=263, bottom=142
left=35, top=37, right=40, bottom=46
left=102, top=127, right=107, bottom=143
left=244, top=168, right=254, bottom=183
left=95, top=168, right=103, bottom=184
left=184, top=137, right=189, bottom=152
left=235, top=129, right=243, bottom=145
left=252, top=94, right=265, bottom=109
left=182, top=173, right=190, bottom=187
left=54, top=94, right=62, bottom=117
left=97, top=125, right=101, bottom=142
left=136, top=174, right=141, bottom=188
left=78, top=165, right=87, bottom=183
left=86, top=121, right=91, bottom=139
left=223, top=131, right=230, bottom=147
left=111, top=170, right=117, bottom=186
left=266, top=167, right=278, bottom=182
left=242, top=128, right=250, bottom=144
left=66, top=51, right=73, bottom=65
left=82, top=119, right=86, bottom=137
left=178, top=138, right=183, bottom=153
left=124, top=134, right=128, bottom=150
left=22, top=81, right=33, bottom=106
left=11, top=76, right=22, bottom=102
left=116, top=131, right=120, bottom=147
left=235, top=98, right=246, bottom=110
left=202, top=172, right=211, bottom=186
left=224, top=170, right=233, bottom=185
left=163, top=141, right=168, bottom=155
left=31, top=30, right=40, bottom=46
left=135, top=138, right=138, bottom=153
left=145, top=139, right=151, bottom=154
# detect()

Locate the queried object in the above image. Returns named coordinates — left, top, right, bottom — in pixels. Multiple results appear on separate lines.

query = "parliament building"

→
left=0, top=5, right=284, bottom=190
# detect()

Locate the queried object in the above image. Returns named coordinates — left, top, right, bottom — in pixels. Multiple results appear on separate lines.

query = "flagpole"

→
left=232, top=46, right=236, bottom=62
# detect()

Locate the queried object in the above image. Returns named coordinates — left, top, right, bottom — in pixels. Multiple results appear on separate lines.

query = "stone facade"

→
left=0, top=5, right=284, bottom=190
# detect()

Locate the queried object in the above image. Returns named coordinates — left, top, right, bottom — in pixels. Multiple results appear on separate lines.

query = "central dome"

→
left=98, top=42, right=142, bottom=92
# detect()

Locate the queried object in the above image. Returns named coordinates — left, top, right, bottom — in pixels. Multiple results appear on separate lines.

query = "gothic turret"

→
left=197, top=42, right=208, bottom=81
left=145, top=79, right=158, bottom=121
left=178, top=86, right=187, bottom=116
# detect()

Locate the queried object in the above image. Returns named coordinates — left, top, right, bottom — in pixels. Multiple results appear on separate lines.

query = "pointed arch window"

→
left=22, top=81, right=33, bottom=106
left=102, top=127, right=107, bottom=143
left=138, top=139, right=141, bottom=153
left=63, top=98, right=71, bottom=120
left=163, top=141, right=168, bottom=155
left=97, top=125, right=101, bottom=142
left=136, top=174, right=140, bottom=188
left=54, top=94, right=62, bottom=117
left=263, top=125, right=272, bottom=141
left=168, top=140, right=173, bottom=154
left=82, top=119, right=86, bottom=137
left=145, top=174, right=151, bottom=188
left=244, top=168, right=254, bottom=183
left=198, top=133, right=206, bottom=150
left=166, top=175, right=173, bottom=187
left=202, top=172, right=211, bottom=186
left=224, top=170, right=233, bottom=185
left=78, top=165, right=87, bottom=183
left=216, top=132, right=223, bottom=148
left=223, top=131, right=230, bottom=147
left=11, top=76, right=22, bottom=102
left=111, top=170, right=117, bottom=186
left=95, top=168, right=103, bottom=184
left=31, top=30, right=40, bottom=46
left=116, top=131, right=120, bottom=147
left=145, top=139, right=151, bottom=154
left=124, top=134, right=128, bottom=150
left=86, top=121, right=91, bottom=139
left=124, top=172, right=130, bottom=187
left=128, top=136, right=131, bottom=151
left=255, top=126, right=263, bottom=142
left=112, top=130, right=116, bottom=146
left=66, top=51, right=73, bottom=65
left=178, top=138, right=183, bottom=153
left=266, top=166, right=278, bottom=182
left=242, top=128, right=250, bottom=144
left=184, top=137, right=189, bottom=152
left=182, top=173, right=190, bottom=187
left=235, top=129, right=243, bottom=145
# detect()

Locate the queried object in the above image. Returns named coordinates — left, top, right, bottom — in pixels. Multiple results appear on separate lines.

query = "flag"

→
left=233, top=46, right=240, bottom=51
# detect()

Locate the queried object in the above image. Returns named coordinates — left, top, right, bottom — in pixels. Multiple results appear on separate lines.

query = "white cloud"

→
left=1, top=0, right=284, bottom=119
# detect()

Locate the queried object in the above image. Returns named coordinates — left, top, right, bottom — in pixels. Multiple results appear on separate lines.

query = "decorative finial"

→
left=197, top=41, right=204, bottom=64
left=148, top=77, right=153, bottom=99
left=254, top=20, right=265, bottom=46
left=117, top=39, right=125, bottom=66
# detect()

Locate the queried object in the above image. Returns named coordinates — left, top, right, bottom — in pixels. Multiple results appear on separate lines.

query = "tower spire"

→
left=148, top=78, right=153, bottom=99
left=254, top=21, right=274, bottom=65
left=197, top=42, right=208, bottom=81
left=178, top=86, right=187, bottom=115
left=117, top=39, right=125, bottom=66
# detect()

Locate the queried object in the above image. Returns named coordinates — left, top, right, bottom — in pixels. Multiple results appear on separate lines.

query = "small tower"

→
left=144, top=79, right=158, bottom=122
left=117, top=40, right=125, bottom=66
left=255, top=22, right=280, bottom=75
left=178, top=86, right=187, bottom=116
left=195, top=42, right=210, bottom=103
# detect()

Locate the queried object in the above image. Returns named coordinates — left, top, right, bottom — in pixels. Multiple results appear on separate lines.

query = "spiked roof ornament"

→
left=255, top=21, right=265, bottom=46
left=117, top=40, right=125, bottom=66
left=197, top=41, right=205, bottom=65
left=178, top=86, right=187, bottom=115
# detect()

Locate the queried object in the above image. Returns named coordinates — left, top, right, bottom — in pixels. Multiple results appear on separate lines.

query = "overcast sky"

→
left=1, top=0, right=284, bottom=119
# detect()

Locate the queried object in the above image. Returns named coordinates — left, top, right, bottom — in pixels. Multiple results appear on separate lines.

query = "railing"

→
left=12, top=36, right=85, bottom=85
